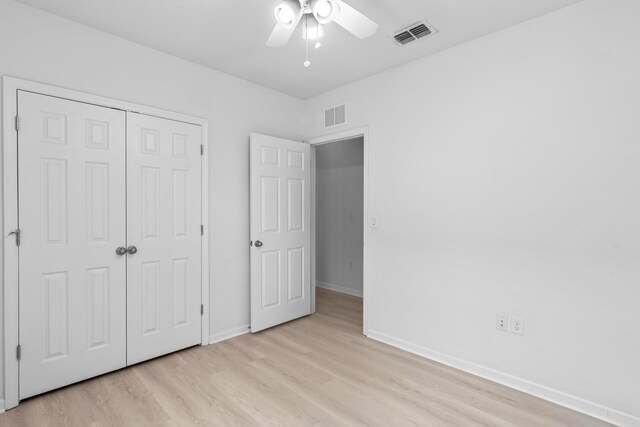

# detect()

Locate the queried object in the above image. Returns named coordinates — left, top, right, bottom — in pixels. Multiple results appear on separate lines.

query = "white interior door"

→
left=18, top=91, right=127, bottom=399
left=126, top=112, right=202, bottom=365
left=250, top=133, right=311, bottom=332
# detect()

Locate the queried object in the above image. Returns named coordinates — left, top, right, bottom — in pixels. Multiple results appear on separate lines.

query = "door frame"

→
left=306, top=126, right=370, bottom=335
left=2, top=76, right=211, bottom=410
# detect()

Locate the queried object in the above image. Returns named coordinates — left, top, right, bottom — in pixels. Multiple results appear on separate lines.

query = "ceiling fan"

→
left=267, top=0, right=379, bottom=65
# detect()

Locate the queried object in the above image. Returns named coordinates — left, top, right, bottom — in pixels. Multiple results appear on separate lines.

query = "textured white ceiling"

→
left=15, top=0, right=582, bottom=99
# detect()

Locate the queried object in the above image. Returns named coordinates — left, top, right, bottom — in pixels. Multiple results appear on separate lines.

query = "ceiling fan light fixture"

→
left=310, top=0, right=339, bottom=24
left=274, top=0, right=302, bottom=29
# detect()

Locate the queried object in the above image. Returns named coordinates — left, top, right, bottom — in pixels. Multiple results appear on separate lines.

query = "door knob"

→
left=254, top=240, right=263, bottom=248
left=126, top=245, right=138, bottom=255
left=115, top=247, right=127, bottom=256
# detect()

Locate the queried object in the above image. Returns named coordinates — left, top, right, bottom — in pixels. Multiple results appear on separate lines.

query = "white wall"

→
left=316, top=138, right=364, bottom=296
left=2, top=0, right=640, bottom=423
left=305, top=0, right=640, bottom=424
left=0, top=0, right=304, bottom=403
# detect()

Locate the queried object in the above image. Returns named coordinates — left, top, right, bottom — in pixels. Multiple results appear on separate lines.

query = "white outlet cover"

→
left=496, top=315, right=508, bottom=332
left=510, top=316, right=524, bottom=335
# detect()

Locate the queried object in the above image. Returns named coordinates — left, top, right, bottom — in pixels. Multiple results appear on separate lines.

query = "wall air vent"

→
left=393, top=21, right=437, bottom=46
left=324, top=104, right=346, bottom=128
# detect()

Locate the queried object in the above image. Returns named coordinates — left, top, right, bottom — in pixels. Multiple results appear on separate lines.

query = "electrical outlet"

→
left=496, top=315, right=508, bottom=332
left=510, top=316, right=524, bottom=336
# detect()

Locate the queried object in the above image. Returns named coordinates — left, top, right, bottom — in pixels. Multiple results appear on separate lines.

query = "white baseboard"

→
left=208, top=324, right=250, bottom=345
left=0, top=399, right=5, bottom=414
left=366, top=330, right=639, bottom=427
left=316, top=281, right=363, bottom=298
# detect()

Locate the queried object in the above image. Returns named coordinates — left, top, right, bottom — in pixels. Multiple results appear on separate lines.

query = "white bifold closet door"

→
left=18, top=91, right=127, bottom=399
left=126, top=113, right=202, bottom=365
left=17, top=92, right=203, bottom=399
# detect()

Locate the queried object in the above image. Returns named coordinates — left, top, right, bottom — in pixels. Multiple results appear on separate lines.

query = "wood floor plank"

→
left=0, top=288, right=612, bottom=426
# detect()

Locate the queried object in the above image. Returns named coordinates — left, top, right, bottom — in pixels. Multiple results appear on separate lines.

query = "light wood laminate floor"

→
left=1, top=288, right=611, bottom=426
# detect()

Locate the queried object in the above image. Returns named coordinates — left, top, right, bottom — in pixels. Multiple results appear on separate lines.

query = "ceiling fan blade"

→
left=266, top=12, right=303, bottom=47
left=333, top=0, right=379, bottom=39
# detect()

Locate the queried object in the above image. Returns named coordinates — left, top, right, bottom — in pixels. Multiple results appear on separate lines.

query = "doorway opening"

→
left=248, top=128, right=368, bottom=335
left=310, top=128, right=368, bottom=334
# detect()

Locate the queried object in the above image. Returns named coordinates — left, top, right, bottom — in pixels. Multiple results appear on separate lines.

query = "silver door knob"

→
left=126, top=245, right=138, bottom=255
left=116, top=247, right=127, bottom=256
left=254, top=240, right=263, bottom=248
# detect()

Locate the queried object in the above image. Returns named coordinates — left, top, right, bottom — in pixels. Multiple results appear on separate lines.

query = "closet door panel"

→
left=18, top=91, right=127, bottom=399
left=126, top=113, right=202, bottom=365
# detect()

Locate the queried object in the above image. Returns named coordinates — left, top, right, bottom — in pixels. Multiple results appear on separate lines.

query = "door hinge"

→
left=8, top=229, right=20, bottom=246
left=201, top=304, right=204, bottom=315
left=201, top=144, right=204, bottom=156
left=201, top=224, right=204, bottom=236
left=15, top=115, right=20, bottom=132
left=16, top=345, right=21, bottom=361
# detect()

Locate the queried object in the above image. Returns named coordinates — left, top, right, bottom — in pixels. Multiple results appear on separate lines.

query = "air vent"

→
left=393, top=21, right=436, bottom=46
left=410, top=23, right=431, bottom=39
left=324, top=104, right=346, bottom=128
left=394, top=31, right=414, bottom=46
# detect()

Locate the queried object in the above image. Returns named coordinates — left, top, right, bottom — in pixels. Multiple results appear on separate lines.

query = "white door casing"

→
left=17, top=91, right=127, bottom=398
left=126, top=112, right=202, bottom=364
left=250, top=133, right=311, bottom=332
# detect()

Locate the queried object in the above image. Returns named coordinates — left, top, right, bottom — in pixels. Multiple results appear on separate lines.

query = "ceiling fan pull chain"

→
left=315, top=19, right=322, bottom=49
left=304, top=15, right=311, bottom=67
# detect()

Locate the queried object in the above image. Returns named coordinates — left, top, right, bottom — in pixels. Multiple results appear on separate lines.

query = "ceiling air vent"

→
left=324, top=104, right=346, bottom=128
left=393, top=21, right=436, bottom=46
